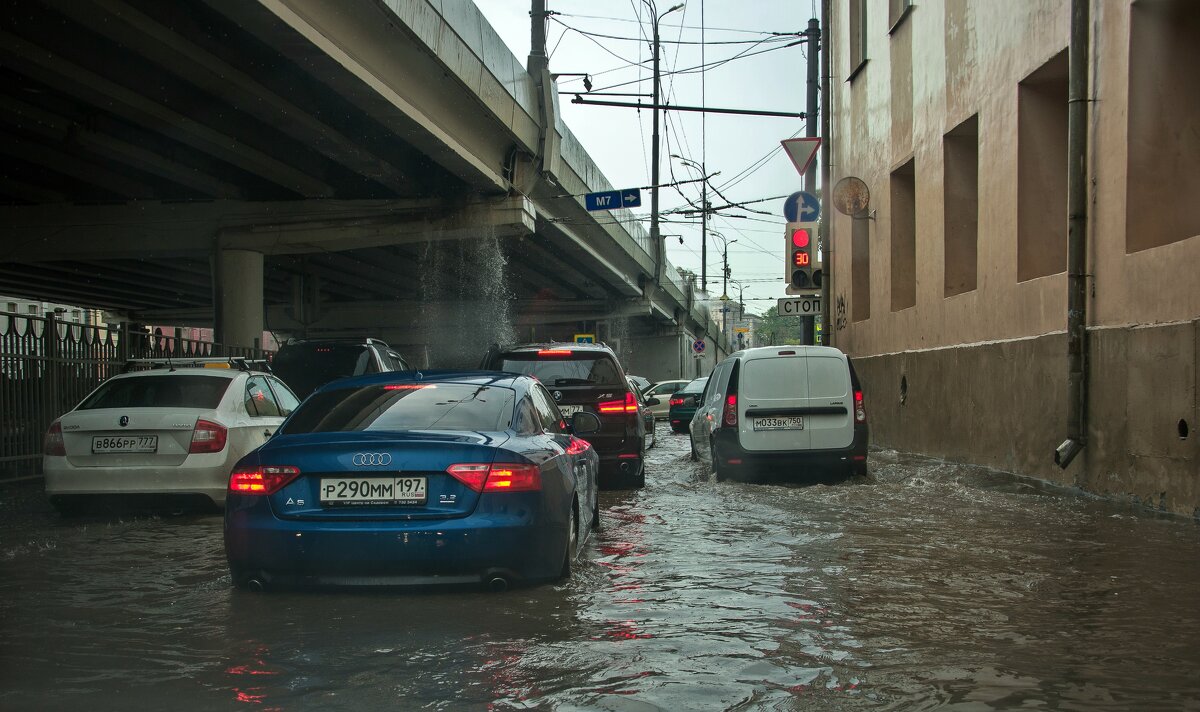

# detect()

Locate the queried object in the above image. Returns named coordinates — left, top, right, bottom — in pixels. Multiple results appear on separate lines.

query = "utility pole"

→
left=802, top=16, right=820, bottom=345
left=648, top=3, right=682, bottom=286
left=820, top=0, right=832, bottom=347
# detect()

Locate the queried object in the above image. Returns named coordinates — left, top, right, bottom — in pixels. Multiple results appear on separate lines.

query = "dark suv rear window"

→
left=273, top=343, right=378, bottom=398
left=497, top=352, right=623, bottom=387
left=79, top=375, right=231, bottom=410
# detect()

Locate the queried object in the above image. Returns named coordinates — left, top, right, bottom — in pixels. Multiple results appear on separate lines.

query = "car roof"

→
left=498, top=342, right=616, bottom=354
left=735, top=345, right=847, bottom=361
left=114, top=366, right=245, bottom=379
left=312, top=369, right=530, bottom=393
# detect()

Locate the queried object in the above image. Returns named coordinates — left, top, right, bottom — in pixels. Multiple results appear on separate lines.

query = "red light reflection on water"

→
left=224, top=644, right=281, bottom=708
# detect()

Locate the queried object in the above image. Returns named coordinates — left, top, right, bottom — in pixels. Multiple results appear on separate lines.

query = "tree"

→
left=757, top=306, right=803, bottom=346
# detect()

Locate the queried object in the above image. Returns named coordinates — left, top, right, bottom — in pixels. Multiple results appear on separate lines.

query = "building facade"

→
left=827, top=0, right=1199, bottom=515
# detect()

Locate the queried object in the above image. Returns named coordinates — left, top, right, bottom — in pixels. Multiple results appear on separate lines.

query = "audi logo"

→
left=351, top=452, right=392, bottom=466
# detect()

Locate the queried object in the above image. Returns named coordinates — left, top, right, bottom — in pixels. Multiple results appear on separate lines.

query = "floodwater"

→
left=3, top=430, right=1200, bottom=710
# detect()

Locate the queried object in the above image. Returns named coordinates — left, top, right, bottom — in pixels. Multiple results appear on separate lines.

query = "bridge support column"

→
left=214, top=248, right=264, bottom=350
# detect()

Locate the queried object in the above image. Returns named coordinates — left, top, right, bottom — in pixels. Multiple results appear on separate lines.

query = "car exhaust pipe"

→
left=244, top=578, right=266, bottom=593
left=486, top=576, right=509, bottom=593
left=619, top=461, right=631, bottom=474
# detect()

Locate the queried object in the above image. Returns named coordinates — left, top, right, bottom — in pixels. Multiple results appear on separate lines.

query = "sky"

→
left=472, top=0, right=821, bottom=315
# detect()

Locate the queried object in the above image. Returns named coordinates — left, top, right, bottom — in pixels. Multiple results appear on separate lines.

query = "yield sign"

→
left=781, top=137, right=822, bottom=177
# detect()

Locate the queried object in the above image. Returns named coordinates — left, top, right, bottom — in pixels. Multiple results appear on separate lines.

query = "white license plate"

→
left=752, top=416, right=804, bottom=431
left=319, top=476, right=426, bottom=505
left=558, top=405, right=584, bottom=416
left=92, top=435, right=158, bottom=453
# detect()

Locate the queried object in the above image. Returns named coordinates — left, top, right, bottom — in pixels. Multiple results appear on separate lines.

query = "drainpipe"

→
left=1056, top=0, right=1089, bottom=469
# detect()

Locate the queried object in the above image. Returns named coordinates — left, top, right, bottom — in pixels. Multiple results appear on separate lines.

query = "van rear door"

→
left=737, top=352, right=854, bottom=452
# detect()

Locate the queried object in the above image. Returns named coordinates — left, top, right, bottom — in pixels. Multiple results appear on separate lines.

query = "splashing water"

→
left=418, top=228, right=516, bottom=368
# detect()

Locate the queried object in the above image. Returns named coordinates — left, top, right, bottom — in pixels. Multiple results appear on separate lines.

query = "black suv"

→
left=480, top=342, right=647, bottom=489
left=272, top=337, right=412, bottom=399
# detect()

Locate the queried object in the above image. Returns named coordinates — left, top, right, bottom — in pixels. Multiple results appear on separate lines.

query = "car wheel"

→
left=689, top=436, right=699, bottom=461
left=710, top=442, right=725, bottom=482
left=559, top=501, right=578, bottom=580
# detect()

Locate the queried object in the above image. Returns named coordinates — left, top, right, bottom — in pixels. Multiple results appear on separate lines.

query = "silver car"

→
left=43, top=359, right=300, bottom=514
left=641, top=379, right=690, bottom=419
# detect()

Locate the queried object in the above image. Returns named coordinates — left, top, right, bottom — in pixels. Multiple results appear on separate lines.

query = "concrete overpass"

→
left=0, top=0, right=726, bottom=378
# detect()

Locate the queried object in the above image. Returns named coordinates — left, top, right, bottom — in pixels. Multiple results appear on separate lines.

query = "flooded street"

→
left=3, top=428, right=1200, bottom=710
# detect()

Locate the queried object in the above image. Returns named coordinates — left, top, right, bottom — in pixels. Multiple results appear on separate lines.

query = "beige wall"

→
left=829, top=0, right=1200, bottom=515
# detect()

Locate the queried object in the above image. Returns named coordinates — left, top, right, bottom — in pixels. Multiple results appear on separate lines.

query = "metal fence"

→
left=0, top=311, right=269, bottom=481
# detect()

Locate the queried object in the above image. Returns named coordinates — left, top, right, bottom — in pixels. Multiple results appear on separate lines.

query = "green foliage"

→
left=757, top=306, right=803, bottom=346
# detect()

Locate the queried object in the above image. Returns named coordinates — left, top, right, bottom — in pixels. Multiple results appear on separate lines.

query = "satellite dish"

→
left=833, top=176, right=870, bottom=216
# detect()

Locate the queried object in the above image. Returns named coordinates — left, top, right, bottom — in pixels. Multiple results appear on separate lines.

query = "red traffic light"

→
left=791, top=228, right=810, bottom=248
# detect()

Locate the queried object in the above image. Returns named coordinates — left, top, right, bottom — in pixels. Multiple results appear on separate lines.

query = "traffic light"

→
left=785, top=221, right=821, bottom=293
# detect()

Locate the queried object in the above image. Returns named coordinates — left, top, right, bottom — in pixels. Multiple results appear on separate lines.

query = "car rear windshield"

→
left=497, top=352, right=623, bottom=387
left=677, top=377, right=708, bottom=395
left=741, top=356, right=849, bottom=400
left=79, top=375, right=232, bottom=410
left=272, top=344, right=376, bottom=396
left=279, top=383, right=515, bottom=434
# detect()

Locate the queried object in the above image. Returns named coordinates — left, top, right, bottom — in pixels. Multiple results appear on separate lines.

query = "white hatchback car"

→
left=689, top=346, right=868, bottom=481
left=641, top=379, right=690, bottom=419
left=43, top=359, right=300, bottom=513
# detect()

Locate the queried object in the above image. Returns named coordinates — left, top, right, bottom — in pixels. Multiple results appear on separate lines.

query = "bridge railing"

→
left=0, top=311, right=269, bottom=481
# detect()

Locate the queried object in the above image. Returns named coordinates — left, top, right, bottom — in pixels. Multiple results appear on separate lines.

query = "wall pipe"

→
left=1056, top=0, right=1090, bottom=469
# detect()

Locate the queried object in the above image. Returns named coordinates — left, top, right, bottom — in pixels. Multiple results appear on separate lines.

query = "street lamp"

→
left=671, top=154, right=708, bottom=293
left=646, top=1, right=684, bottom=286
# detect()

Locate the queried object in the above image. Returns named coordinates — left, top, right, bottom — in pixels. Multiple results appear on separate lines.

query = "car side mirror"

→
left=645, top=397, right=660, bottom=406
left=570, top=411, right=601, bottom=435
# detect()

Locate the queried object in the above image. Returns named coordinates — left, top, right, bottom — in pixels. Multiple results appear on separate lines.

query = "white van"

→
left=688, top=346, right=868, bottom=481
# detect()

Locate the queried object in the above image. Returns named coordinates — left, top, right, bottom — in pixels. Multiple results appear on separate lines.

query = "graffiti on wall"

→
left=835, top=293, right=848, bottom=331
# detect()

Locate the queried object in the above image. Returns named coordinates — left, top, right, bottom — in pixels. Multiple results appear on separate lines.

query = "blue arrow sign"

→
left=585, top=190, right=621, bottom=211
left=621, top=188, right=642, bottom=208
left=783, top=190, right=821, bottom=222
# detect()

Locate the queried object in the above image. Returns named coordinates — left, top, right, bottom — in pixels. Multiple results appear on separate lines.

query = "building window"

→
left=27, top=304, right=39, bottom=315
left=889, top=0, right=913, bottom=33
left=852, top=214, right=871, bottom=322
left=944, top=114, right=979, bottom=297
left=890, top=158, right=917, bottom=311
left=1017, top=49, right=1068, bottom=282
left=5, top=302, right=15, bottom=313
left=1127, top=0, right=1200, bottom=252
left=849, top=0, right=868, bottom=80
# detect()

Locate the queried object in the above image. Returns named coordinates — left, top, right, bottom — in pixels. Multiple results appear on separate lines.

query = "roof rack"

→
left=122, top=357, right=273, bottom=373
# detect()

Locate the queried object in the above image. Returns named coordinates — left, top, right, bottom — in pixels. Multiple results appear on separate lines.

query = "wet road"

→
left=3, top=427, right=1200, bottom=710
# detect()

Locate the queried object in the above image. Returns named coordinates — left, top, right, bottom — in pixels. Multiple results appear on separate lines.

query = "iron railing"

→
left=0, top=311, right=269, bottom=480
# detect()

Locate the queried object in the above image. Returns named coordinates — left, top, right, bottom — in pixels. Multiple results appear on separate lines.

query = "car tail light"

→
left=723, top=394, right=738, bottom=427
left=537, top=349, right=572, bottom=356
left=44, top=421, right=65, bottom=457
left=446, top=463, right=541, bottom=493
left=669, top=396, right=684, bottom=407
left=189, top=419, right=228, bottom=453
left=854, top=389, right=867, bottom=423
left=598, top=392, right=638, bottom=414
left=566, top=436, right=591, bottom=455
left=229, top=465, right=300, bottom=495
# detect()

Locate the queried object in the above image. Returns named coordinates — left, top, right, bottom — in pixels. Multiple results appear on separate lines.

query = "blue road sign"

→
left=692, top=339, right=706, bottom=354
left=783, top=191, right=821, bottom=222
left=585, top=188, right=642, bottom=211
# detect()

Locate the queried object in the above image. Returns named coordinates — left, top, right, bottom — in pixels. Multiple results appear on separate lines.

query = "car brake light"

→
left=566, top=436, right=591, bottom=455
left=44, top=421, right=65, bottom=456
left=598, top=392, right=638, bottom=414
left=189, top=419, right=228, bottom=454
left=854, top=389, right=867, bottom=423
left=537, top=349, right=572, bottom=356
left=384, top=384, right=431, bottom=390
left=669, top=397, right=684, bottom=407
left=446, top=463, right=541, bottom=493
left=229, top=465, right=300, bottom=494
left=723, top=394, right=738, bottom=427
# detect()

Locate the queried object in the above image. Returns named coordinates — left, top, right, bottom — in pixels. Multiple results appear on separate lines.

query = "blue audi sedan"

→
left=224, top=371, right=601, bottom=591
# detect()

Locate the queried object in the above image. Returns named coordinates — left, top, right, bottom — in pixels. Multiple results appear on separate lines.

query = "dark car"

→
left=224, top=371, right=601, bottom=591
left=480, top=343, right=646, bottom=489
left=668, top=376, right=709, bottom=434
left=271, top=337, right=411, bottom=399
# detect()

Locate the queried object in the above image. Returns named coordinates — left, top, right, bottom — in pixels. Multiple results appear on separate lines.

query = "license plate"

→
left=752, top=416, right=804, bottom=431
left=92, top=435, right=158, bottom=453
left=558, top=405, right=584, bottom=416
left=319, top=476, right=426, bottom=505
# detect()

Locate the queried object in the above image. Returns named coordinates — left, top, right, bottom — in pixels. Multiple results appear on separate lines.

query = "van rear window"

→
left=741, top=357, right=849, bottom=400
